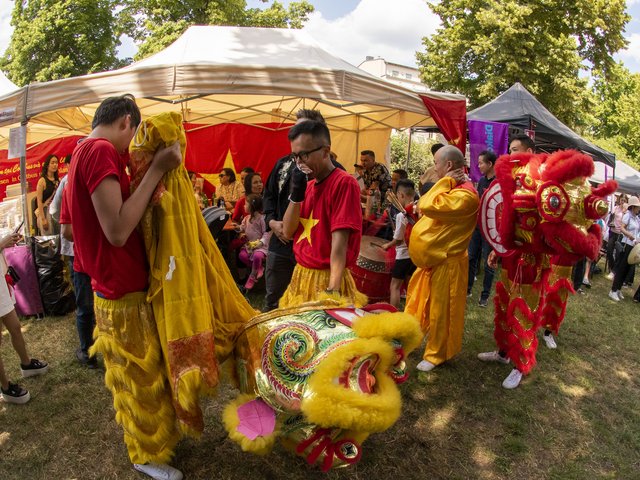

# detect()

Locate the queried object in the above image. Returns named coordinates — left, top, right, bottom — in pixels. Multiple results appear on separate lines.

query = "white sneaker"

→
left=543, top=333, right=557, bottom=349
left=502, top=369, right=523, bottom=389
left=477, top=351, right=510, bottom=364
left=133, top=463, right=183, bottom=480
left=608, top=291, right=620, bottom=302
left=416, top=360, right=436, bottom=372
left=617, top=290, right=624, bottom=300
left=606, top=272, right=614, bottom=280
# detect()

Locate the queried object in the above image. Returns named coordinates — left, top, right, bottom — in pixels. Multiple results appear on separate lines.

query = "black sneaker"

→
left=76, top=348, right=98, bottom=368
left=478, top=298, right=489, bottom=307
left=1, top=382, right=31, bottom=404
left=20, top=358, right=49, bottom=378
left=87, top=355, right=98, bottom=369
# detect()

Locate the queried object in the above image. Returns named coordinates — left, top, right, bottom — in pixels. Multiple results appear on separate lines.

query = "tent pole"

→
left=19, top=128, right=29, bottom=236
left=406, top=128, right=413, bottom=171
left=355, top=115, right=360, bottom=169
left=19, top=85, right=30, bottom=237
left=612, top=155, right=616, bottom=181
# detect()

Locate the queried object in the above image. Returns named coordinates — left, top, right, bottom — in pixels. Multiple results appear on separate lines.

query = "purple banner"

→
left=468, top=120, right=509, bottom=182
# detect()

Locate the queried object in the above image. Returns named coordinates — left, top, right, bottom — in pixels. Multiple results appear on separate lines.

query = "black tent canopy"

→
left=468, top=83, right=615, bottom=167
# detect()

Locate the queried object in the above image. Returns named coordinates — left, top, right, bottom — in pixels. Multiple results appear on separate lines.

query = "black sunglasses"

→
left=289, top=145, right=326, bottom=163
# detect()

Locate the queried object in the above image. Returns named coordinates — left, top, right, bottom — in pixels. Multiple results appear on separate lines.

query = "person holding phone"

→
left=0, top=232, right=49, bottom=404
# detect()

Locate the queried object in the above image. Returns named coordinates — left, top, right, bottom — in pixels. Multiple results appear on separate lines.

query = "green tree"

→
left=587, top=136, right=640, bottom=172
left=0, top=0, right=121, bottom=86
left=119, top=0, right=315, bottom=60
left=417, top=0, right=629, bottom=129
left=389, top=131, right=438, bottom=186
left=591, top=63, right=640, bottom=168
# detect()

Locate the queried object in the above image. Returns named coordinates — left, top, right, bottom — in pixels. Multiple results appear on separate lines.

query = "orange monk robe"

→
left=405, top=177, right=479, bottom=366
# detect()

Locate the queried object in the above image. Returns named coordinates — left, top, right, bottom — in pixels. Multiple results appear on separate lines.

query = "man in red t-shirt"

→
left=60, top=95, right=183, bottom=480
left=279, top=120, right=365, bottom=307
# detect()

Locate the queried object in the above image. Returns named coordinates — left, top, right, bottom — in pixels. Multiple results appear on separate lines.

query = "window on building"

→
left=405, top=73, right=412, bottom=80
left=391, top=70, right=399, bottom=76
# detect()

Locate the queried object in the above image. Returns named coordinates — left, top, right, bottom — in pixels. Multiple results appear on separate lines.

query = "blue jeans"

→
left=68, top=258, right=96, bottom=354
left=467, top=228, right=495, bottom=301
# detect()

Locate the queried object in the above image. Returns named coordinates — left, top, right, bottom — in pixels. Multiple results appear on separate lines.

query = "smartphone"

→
left=12, top=221, right=24, bottom=234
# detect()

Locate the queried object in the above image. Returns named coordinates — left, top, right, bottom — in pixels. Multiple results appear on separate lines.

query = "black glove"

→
left=289, top=166, right=308, bottom=203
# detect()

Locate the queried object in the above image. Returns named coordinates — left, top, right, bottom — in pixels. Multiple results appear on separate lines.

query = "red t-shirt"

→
left=59, top=138, right=149, bottom=299
left=293, top=168, right=362, bottom=269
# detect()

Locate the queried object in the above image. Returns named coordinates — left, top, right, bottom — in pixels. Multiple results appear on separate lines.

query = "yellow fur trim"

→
left=316, top=291, right=357, bottom=307
left=302, top=338, right=401, bottom=433
left=222, top=394, right=280, bottom=455
left=352, top=312, right=423, bottom=354
left=174, top=369, right=217, bottom=413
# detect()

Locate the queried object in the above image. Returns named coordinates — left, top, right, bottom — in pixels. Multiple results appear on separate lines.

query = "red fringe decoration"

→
left=540, top=150, right=594, bottom=183
left=540, top=274, right=573, bottom=335
left=493, top=279, right=541, bottom=375
left=591, top=179, right=618, bottom=198
left=538, top=222, right=602, bottom=261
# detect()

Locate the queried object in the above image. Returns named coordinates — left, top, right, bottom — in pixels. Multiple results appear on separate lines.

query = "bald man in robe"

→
left=405, top=145, right=479, bottom=372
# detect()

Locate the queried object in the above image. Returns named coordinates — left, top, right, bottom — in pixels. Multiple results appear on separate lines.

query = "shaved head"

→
left=437, top=145, right=465, bottom=167
left=434, top=145, right=466, bottom=179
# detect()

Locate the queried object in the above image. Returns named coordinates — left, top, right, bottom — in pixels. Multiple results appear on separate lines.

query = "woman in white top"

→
left=606, top=194, right=628, bottom=276
left=609, top=196, right=640, bottom=302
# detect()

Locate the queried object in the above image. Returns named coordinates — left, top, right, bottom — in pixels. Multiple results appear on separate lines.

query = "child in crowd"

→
left=238, top=194, right=271, bottom=291
left=0, top=232, right=49, bottom=404
left=381, top=179, right=417, bottom=309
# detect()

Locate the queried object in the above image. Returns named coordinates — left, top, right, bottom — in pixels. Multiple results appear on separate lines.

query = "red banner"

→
left=183, top=122, right=293, bottom=197
left=420, top=95, right=467, bottom=153
left=0, top=136, right=80, bottom=199
left=0, top=123, right=293, bottom=201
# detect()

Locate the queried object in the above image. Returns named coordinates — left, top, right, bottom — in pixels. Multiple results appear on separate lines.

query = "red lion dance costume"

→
left=480, top=150, right=616, bottom=380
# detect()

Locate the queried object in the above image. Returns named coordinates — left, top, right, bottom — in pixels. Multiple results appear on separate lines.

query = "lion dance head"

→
left=223, top=301, right=422, bottom=471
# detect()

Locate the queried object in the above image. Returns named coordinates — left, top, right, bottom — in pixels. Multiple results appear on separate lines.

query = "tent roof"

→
left=468, top=82, right=615, bottom=167
left=592, top=159, right=640, bottom=195
left=0, top=26, right=464, bottom=149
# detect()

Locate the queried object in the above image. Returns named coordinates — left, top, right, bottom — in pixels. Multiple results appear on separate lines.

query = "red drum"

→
left=349, top=235, right=392, bottom=303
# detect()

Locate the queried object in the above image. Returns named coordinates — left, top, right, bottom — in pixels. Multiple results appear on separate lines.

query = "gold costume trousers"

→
left=90, top=292, right=180, bottom=465
left=279, top=264, right=367, bottom=308
left=405, top=254, right=468, bottom=365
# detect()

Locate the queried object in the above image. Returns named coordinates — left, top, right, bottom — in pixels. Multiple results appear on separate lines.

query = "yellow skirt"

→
left=279, top=264, right=367, bottom=309
left=90, top=292, right=180, bottom=465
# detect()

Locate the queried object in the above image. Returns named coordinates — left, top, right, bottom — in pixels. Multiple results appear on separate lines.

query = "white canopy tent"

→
left=592, top=159, right=640, bottom=196
left=0, top=71, right=18, bottom=96
left=0, top=25, right=465, bottom=164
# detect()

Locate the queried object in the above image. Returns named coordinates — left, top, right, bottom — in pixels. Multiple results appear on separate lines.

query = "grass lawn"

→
left=1, top=265, right=639, bottom=480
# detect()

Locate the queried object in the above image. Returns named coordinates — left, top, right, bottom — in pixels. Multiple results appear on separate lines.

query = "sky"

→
left=1, top=0, right=639, bottom=77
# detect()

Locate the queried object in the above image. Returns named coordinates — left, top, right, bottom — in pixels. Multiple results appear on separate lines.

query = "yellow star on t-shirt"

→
left=297, top=210, right=319, bottom=245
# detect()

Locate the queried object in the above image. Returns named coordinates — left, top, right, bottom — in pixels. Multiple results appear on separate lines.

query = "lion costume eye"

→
left=537, top=181, right=570, bottom=222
